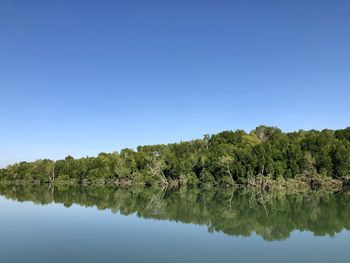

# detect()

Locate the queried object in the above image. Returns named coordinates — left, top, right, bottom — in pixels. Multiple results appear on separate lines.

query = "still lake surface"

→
left=0, top=184, right=350, bottom=263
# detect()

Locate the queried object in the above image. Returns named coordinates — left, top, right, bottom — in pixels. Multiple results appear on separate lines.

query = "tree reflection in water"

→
left=0, top=183, right=349, bottom=241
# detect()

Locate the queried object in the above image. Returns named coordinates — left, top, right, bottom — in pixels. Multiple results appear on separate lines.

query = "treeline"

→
left=0, top=183, right=349, bottom=241
left=1, top=126, right=350, bottom=189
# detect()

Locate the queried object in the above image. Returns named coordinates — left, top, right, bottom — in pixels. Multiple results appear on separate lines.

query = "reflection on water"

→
left=1, top=183, right=349, bottom=241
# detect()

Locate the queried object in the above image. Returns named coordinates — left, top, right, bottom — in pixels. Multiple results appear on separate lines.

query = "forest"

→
left=1, top=126, right=350, bottom=192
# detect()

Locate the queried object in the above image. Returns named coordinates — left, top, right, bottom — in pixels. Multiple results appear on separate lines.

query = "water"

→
left=0, top=184, right=350, bottom=263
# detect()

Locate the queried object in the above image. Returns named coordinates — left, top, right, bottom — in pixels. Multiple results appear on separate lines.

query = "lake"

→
left=0, top=184, right=350, bottom=263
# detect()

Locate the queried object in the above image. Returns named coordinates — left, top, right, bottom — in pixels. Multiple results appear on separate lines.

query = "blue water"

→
left=0, top=187, right=350, bottom=263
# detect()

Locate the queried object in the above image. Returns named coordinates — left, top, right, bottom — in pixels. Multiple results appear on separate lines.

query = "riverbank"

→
left=0, top=173, right=348, bottom=194
left=1, top=126, right=350, bottom=191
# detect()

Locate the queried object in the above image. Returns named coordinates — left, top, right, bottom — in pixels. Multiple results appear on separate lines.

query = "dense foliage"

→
left=1, top=126, right=350, bottom=188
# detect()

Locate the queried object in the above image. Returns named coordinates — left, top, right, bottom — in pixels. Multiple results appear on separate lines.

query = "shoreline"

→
left=1, top=175, right=348, bottom=194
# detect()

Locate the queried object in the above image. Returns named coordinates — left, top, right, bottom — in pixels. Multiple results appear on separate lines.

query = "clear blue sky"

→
left=1, top=0, right=349, bottom=167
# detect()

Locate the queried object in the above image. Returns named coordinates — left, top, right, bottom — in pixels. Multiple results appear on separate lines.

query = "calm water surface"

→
left=0, top=184, right=350, bottom=263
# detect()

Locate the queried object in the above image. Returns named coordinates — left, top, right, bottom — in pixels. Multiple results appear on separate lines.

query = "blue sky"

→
left=1, top=0, right=349, bottom=167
